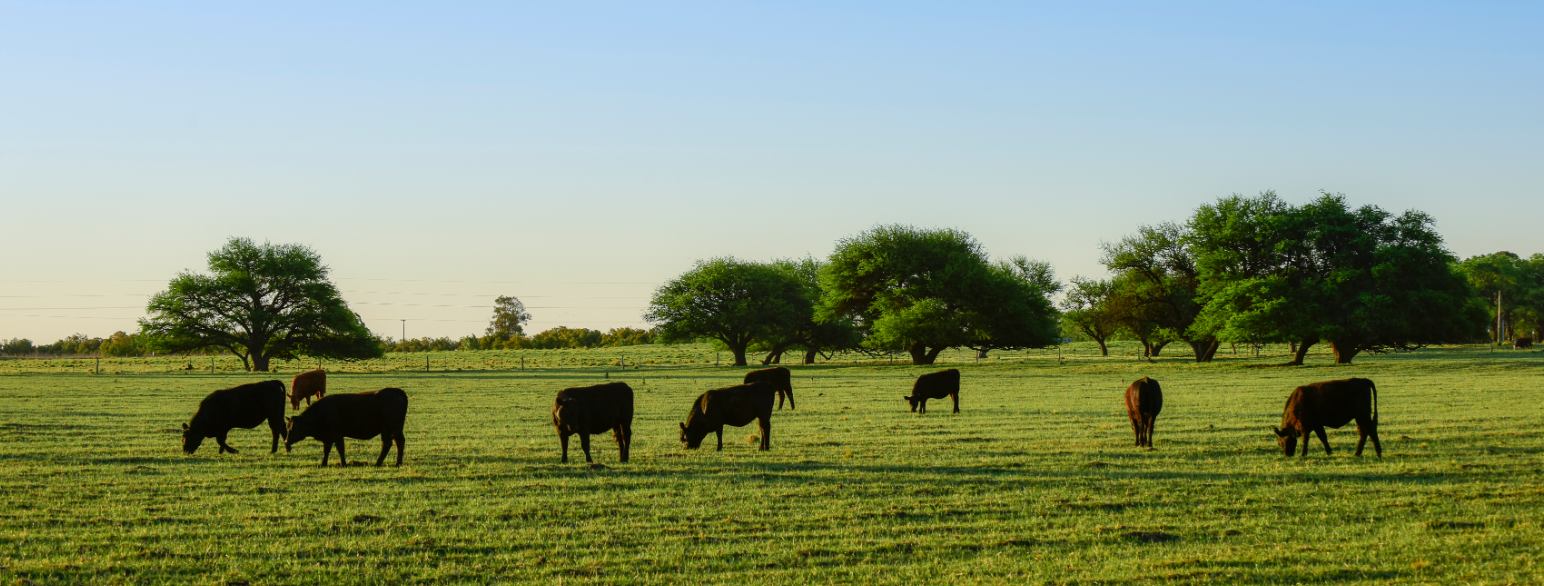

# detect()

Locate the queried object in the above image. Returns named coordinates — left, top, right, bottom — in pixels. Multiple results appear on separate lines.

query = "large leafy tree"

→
left=139, top=238, right=383, bottom=372
left=1059, top=276, right=1122, bottom=356
left=1455, top=252, right=1544, bottom=343
left=644, top=257, right=809, bottom=366
left=818, top=225, right=1059, bottom=365
left=1101, top=222, right=1218, bottom=361
left=1191, top=192, right=1482, bottom=364
left=752, top=257, right=862, bottom=365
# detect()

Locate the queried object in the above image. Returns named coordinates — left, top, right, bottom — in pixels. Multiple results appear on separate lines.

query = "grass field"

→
left=2, top=342, right=1542, bottom=584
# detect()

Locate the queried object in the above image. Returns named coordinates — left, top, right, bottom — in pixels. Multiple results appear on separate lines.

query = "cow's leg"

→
left=1368, top=421, right=1382, bottom=458
left=1354, top=420, right=1368, bottom=457
left=1130, top=416, right=1142, bottom=446
left=715, top=429, right=723, bottom=451
left=336, top=438, right=348, bottom=467
left=394, top=432, right=405, bottom=466
left=786, top=389, right=795, bottom=410
left=760, top=417, right=771, bottom=451
left=580, top=432, right=593, bottom=463
left=320, top=441, right=332, bottom=466
left=217, top=432, right=237, bottom=454
left=1314, top=427, right=1332, bottom=455
left=560, top=433, right=570, bottom=463
left=777, top=391, right=785, bottom=410
left=1299, top=428, right=1311, bottom=457
left=951, top=393, right=959, bottom=414
left=1145, top=415, right=1156, bottom=448
left=376, top=434, right=391, bottom=466
left=268, top=418, right=285, bottom=454
left=615, top=425, right=631, bottom=463
left=918, top=399, right=927, bottom=414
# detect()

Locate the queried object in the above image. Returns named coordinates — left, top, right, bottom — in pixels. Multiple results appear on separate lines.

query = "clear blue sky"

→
left=3, top=1, right=1540, bottom=342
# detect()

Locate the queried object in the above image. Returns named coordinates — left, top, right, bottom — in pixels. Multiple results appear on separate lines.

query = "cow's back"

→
left=1286, top=378, right=1374, bottom=429
left=307, top=389, right=408, bottom=439
left=1126, top=377, right=1161, bottom=415
left=700, top=383, right=775, bottom=427
left=193, top=381, right=285, bottom=431
left=744, top=367, right=792, bottom=392
left=912, top=369, right=961, bottom=399
left=292, top=369, right=326, bottom=392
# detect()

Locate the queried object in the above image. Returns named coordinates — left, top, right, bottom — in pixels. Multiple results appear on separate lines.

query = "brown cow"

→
left=744, top=366, right=795, bottom=410
left=285, top=388, right=408, bottom=466
left=679, top=382, right=776, bottom=451
left=289, top=369, right=327, bottom=410
left=181, top=380, right=288, bottom=455
left=903, top=369, right=960, bottom=414
left=1273, top=378, right=1381, bottom=458
left=1124, top=377, right=1162, bottom=448
left=552, top=382, right=633, bottom=464
left=1515, top=337, right=1534, bottom=349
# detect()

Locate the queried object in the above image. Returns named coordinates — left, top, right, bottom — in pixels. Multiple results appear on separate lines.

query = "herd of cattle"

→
left=179, top=366, right=1382, bottom=466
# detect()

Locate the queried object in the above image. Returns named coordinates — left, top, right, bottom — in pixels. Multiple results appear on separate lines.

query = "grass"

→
left=1, top=342, right=1541, bottom=584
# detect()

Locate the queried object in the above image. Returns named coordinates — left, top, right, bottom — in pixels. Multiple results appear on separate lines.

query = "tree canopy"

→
left=818, top=225, right=1059, bottom=365
left=139, top=237, right=382, bottom=371
left=644, top=257, right=810, bottom=366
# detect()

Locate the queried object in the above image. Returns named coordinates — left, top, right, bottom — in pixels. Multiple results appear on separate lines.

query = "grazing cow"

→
left=181, top=380, right=288, bottom=455
left=289, top=369, right=327, bottom=410
left=1515, top=337, right=1534, bottom=349
left=679, top=382, right=776, bottom=451
left=1273, top=378, right=1381, bottom=458
left=903, top=369, right=961, bottom=414
left=1124, top=377, right=1163, bottom=448
left=552, top=382, right=634, bottom=464
left=285, top=388, right=409, bottom=467
left=744, top=366, right=795, bottom=410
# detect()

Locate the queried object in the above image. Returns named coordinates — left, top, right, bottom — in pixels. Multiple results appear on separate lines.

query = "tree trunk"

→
left=925, top=346, right=946, bottom=364
left=1152, top=341, right=1170, bottom=357
left=731, top=345, right=749, bottom=367
left=251, top=353, right=269, bottom=372
left=1095, top=338, right=1108, bottom=356
left=1287, top=339, right=1315, bottom=365
left=1188, top=340, right=1218, bottom=363
left=907, top=342, right=940, bottom=365
left=803, top=349, right=818, bottom=364
left=1140, top=339, right=1153, bottom=358
left=1201, top=340, right=1220, bottom=362
left=1329, top=341, right=1359, bottom=364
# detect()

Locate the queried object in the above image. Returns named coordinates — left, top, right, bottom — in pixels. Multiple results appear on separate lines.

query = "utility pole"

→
left=401, top=319, right=406, bottom=345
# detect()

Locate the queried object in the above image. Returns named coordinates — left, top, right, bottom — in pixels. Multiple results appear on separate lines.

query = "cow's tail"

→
left=1371, top=380, right=1378, bottom=425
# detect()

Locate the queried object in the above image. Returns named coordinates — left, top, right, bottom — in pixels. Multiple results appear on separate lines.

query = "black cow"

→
left=1124, top=377, right=1163, bottom=448
left=1515, top=337, right=1534, bottom=349
left=903, top=369, right=961, bottom=414
left=552, top=382, right=634, bottom=464
left=744, top=366, right=795, bottom=410
left=181, top=380, right=288, bottom=455
left=679, top=382, right=776, bottom=451
left=1274, top=378, right=1381, bottom=458
left=285, top=388, right=409, bottom=466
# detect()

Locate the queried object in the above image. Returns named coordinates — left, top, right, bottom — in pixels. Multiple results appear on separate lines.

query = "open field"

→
left=2, top=343, right=1542, bottom=584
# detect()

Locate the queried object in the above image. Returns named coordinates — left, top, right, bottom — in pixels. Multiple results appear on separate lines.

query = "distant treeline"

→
left=383, top=327, right=655, bottom=353
left=0, top=332, right=180, bottom=358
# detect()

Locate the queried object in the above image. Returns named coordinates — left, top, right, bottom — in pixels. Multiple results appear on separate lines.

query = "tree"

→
left=819, top=225, right=1059, bottom=365
left=1191, top=192, right=1482, bottom=364
left=487, top=296, right=532, bottom=339
left=1060, top=277, right=1122, bottom=356
left=139, top=237, right=383, bottom=372
left=1102, top=222, right=1217, bottom=361
left=750, top=257, right=863, bottom=365
left=1456, top=252, right=1541, bottom=344
left=645, top=257, right=810, bottom=366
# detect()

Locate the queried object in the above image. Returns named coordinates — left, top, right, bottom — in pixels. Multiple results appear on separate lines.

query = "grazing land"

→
left=1, top=343, right=1542, bottom=584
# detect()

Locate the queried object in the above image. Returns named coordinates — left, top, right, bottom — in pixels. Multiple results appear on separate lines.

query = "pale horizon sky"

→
left=3, top=1, right=1541, bottom=343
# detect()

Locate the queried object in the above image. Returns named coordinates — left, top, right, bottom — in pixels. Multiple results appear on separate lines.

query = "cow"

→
left=552, top=382, right=633, bottom=464
left=1515, top=337, right=1534, bottom=349
left=679, top=382, right=776, bottom=451
left=903, top=369, right=961, bottom=414
left=1124, top=377, right=1162, bottom=448
left=289, top=369, right=327, bottom=410
left=181, top=380, right=288, bottom=455
left=285, top=388, right=409, bottom=467
left=1273, top=378, right=1381, bottom=458
left=744, top=366, right=795, bottom=410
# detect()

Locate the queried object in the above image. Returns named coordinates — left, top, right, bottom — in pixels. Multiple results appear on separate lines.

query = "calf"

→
left=285, top=388, right=409, bottom=467
left=744, top=366, right=795, bottom=410
left=552, top=382, right=633, bottom=464
left=903, top=369, right=961, bottom=414
left=289, top=369, right=327, bottom=410
left=679, top=382, right=776, bottom=451
left=181, top=380, right=288, bottom=455
left=1124, top=377, right=1163, bottom=448
left=1273, top=378, right=1381, bottom=458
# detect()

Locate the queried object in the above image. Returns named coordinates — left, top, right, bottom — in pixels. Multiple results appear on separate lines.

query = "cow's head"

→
left=181, top=422, right=203, bottom=454
left=903, top=395, right=920, bottom=412
left=552, top=396, right=578, bottom=425
left=1273, top=426, right=1299, bottom=456
left=679, top=421, right=708, bottom=449
left=284, top=415, right=312, bottom=452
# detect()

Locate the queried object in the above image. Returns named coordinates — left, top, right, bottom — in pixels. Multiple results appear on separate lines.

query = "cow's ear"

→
left=181, top=423, right=189, bottom=431
left=679, top=422, right=686, bottom=430
left=1272, top=426, right=1284, bottom=437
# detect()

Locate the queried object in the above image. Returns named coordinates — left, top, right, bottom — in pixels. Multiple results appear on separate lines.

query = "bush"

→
left=528, top=327, right=604, bottom=349
left=1, top=338, right=35, bottom=356
left=601, top=327, right=655, bottom=347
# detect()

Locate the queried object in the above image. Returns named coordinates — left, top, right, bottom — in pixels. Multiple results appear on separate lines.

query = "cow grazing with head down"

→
left=679, top=382, right=776, bottom=451
left=552, top=382, right=633, bottom=464
left=1125, top=377, right=1162, bottom=448
left=285, top=388, right=408, bottom=467
left=744, top=366, right=795, bottom=410
left=182, top=380, right=288, bottom=455
left=289, top=369, right=327, bottom=410
left=904, top=369, right=961, bottom=414
left=1274, top=378, right=1381, bottom=458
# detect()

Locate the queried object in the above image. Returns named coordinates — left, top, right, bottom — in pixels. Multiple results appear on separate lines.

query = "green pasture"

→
left=1, top=343, right=1541, bottom=584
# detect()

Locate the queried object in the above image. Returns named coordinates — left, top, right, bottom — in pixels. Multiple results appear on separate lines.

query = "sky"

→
left=2, top=1, right=1541, bottom=342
